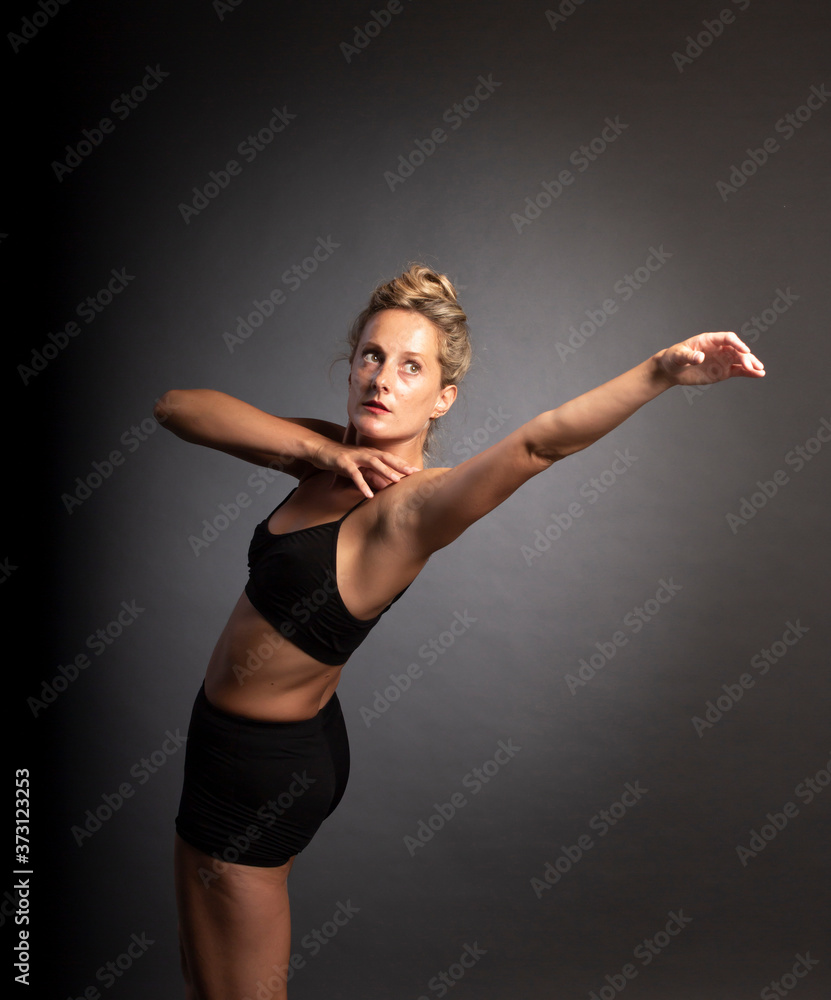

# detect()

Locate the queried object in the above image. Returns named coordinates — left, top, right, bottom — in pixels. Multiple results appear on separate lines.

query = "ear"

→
left=431, top=383, right=457, bottom=419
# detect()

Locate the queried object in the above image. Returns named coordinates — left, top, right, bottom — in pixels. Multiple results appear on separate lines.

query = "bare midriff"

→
left=200, top=473, right=432, bottom=723
left=203, top=591, right=345, bottom=723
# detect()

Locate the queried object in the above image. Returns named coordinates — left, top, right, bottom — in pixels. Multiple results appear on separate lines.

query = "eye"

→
left=404, top=361, right=421, bottom=374
left=363, top=350, right=381, bottom=364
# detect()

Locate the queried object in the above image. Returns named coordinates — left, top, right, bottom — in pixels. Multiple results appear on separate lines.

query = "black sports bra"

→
left=245, top=488, right=408, bottom=666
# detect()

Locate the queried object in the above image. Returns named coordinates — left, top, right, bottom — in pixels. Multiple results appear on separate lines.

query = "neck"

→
left=344, top=426, right=428, bottom=471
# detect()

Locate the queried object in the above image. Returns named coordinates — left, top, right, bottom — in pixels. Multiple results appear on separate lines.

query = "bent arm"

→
left=154, top=389, right=418, bottom=493
left=154, top=389, right=340, bottom=475
left=389, top=333, right=765, bottom=554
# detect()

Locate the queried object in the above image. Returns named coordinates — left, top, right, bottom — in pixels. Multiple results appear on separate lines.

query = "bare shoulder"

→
left=362, top=425, right=552, bottom=557
left=366, top=466, right=453, bottom=536
left=382, top=467, right=452, bottom=516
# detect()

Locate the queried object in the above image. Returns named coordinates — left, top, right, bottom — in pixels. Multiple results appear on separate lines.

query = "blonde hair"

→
left=346, top=263, right=472, bottom=388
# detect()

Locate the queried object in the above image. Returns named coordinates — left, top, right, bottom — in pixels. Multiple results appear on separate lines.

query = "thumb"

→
left=673, top=346, right=705, bottom=366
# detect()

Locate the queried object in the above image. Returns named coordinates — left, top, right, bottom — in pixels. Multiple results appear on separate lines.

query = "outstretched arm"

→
left=390, top=332, right=765, bottom=554
left=530, top=331, right=765, bottom=462
left=154, top=389, right=418, bottom=496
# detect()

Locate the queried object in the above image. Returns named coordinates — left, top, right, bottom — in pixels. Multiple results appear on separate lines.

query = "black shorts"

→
left=175, top=684, right=350, bottom=867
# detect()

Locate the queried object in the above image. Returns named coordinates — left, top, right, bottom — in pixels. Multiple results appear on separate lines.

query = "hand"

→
left=312, top=429, right=419, bottom=498
left=658, top=332, right=766, bottom=386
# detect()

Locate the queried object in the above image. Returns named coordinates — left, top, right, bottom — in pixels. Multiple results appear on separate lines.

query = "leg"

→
left=172, top=687, right=351, bottom=997
left=175, top=833, right=295, bottom=1000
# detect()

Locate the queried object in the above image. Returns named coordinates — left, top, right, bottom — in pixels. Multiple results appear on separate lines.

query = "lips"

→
left=363, top=399, right=390, bottom=413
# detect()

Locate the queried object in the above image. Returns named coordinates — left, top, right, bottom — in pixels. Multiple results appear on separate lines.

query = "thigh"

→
left=175, top=834, right=295, bottom=1000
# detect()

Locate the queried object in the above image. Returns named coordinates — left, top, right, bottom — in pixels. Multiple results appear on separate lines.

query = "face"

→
left=347, top=308, right=457, bottom=449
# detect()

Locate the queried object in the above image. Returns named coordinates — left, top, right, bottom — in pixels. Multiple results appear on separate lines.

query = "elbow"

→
left=533, top=440, right=584, bottom=465
left=154, top=389, right=187, bottom=428
left=525, top=413, right=574, bottom=467
left=524, top=436, right=567, bottom=470
left=529, top=443, right=570, bottom=468
left=527, top=412, right=589, bottom=466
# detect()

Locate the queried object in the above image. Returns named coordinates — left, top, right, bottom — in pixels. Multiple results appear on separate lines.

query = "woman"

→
left=157, top=264, right=765, bottom=999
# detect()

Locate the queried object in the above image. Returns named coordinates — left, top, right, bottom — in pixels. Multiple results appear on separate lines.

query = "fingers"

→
left=682, top=332, right=766, bottom=377
left=348, top=466, right=374, bottom=499
left=716, top=339, right=765, bottom=376
left=378, top=452, right=420, bottom=476
left=363, top=469, right=398, bottom=493
left=730, top=358, right=766, bottom=378
left=699, top=331, right=751, bottom=353
left=746, top=352, right=766, bottom=373
left=345, top=449, right=420, bottom=498
left=362, top=452, right=419, bottom=485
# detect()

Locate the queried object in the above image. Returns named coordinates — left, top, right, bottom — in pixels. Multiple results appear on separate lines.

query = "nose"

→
left=372, top=361, right=390, bottom=390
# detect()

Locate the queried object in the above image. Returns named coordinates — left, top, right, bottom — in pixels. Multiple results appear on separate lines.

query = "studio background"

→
left=11, top=1, right=830, bottom=997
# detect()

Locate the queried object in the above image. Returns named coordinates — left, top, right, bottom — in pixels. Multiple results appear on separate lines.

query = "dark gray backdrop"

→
left=11, top=0, right=830, bottom=997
